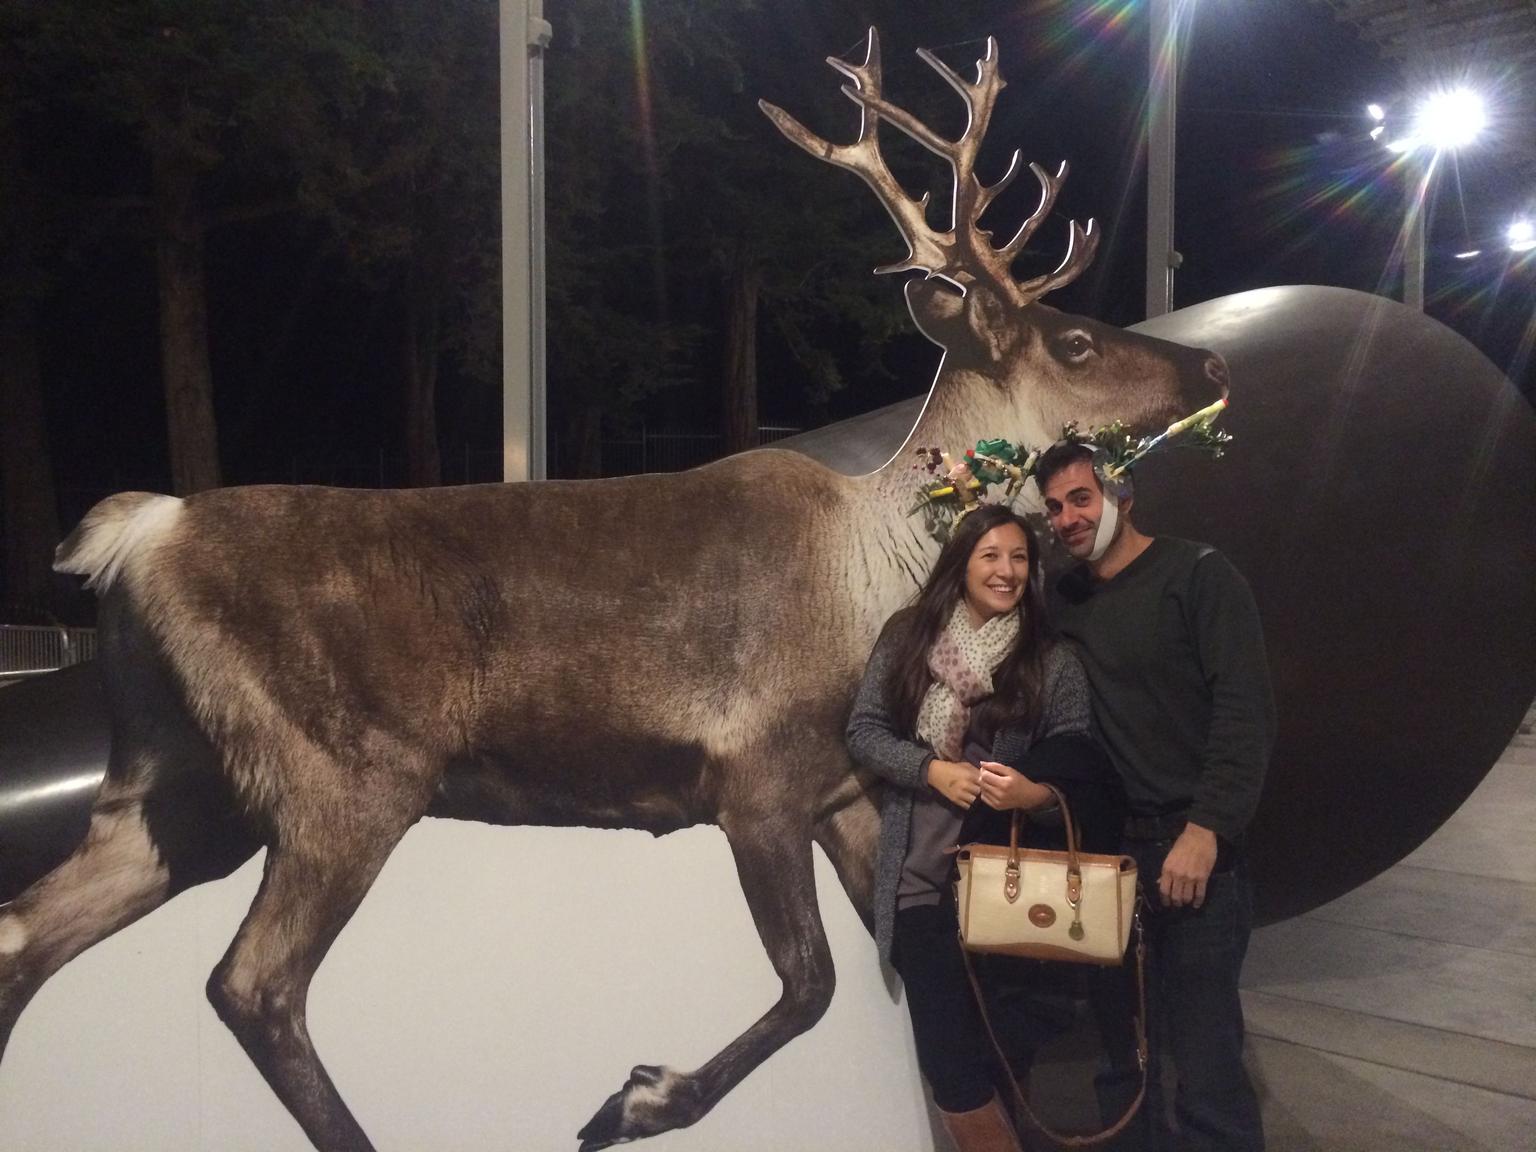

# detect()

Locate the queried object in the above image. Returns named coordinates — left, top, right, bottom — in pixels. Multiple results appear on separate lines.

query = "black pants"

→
left=892, top=900, right=1080, bottom=1113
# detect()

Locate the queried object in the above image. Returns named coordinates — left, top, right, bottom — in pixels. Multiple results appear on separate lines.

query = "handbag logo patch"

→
left=1028, top=904, right=1056, bottom=928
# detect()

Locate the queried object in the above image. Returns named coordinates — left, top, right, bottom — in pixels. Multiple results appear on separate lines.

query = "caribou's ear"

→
left=905, top=278, right=1011, bottom=363
left=904, top=277, right=968, bottom=349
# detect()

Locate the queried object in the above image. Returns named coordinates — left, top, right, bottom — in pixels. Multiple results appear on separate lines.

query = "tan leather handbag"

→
left=953, top=784, right=1149, bottom=1147
left=953, top=783, right=1137, bottom=963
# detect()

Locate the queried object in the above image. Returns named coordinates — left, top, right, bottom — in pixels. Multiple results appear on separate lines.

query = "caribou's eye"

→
left=1054, top=330, right=1097, bottom=364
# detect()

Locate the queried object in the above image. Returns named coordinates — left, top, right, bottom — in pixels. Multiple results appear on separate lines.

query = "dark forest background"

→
left=2, top=0, right=1531, bottom=623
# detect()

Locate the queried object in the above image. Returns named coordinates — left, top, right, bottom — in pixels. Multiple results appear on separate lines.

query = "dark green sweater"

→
left=1050, top=537, right=1274, bottom=842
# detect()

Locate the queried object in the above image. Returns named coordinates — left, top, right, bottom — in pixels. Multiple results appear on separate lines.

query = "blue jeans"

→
left=1094, top=839, right=1264, bottom=1151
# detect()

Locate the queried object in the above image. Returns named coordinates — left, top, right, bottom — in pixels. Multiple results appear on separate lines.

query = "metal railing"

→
left=0, top=625, right=97, bottom=679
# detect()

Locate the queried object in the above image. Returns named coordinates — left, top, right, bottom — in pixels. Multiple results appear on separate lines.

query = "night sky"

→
left=20, top=1, right=1536, bottom=518
left=751, top=1, right=1530, bottom=410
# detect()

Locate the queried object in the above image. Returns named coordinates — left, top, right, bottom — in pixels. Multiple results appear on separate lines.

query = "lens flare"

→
left=1017, top=0, right=1140, bottom=85
left=1412, top=88, right=1486, bottom=152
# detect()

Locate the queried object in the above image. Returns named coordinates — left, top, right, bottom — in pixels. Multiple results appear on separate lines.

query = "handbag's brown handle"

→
left=960, top=901, right=1150, bottom=1147
left=1004, top=782, right=1082, bottom=912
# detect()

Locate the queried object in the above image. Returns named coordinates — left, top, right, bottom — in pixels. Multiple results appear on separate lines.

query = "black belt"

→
left=1123, top=811, right=1190, bottom=840
left=1124, top=811, right=1241, bottom=873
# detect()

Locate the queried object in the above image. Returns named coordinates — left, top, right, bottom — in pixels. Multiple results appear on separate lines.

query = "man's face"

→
left=1041, top=458, right=1105, bottom=560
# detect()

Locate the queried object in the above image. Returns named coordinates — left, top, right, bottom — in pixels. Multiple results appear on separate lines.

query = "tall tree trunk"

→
left=151, top=139, right=221, bottom=494
left=402, top=254, right=444, bottom=488
left=0, top=298, right=63, bottom=615
left=721, top=249, right=761, bottom=456
left=401, top=182, right=452, bottom=489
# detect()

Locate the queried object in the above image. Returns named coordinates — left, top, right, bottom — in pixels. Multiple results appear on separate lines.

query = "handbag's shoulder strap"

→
left=1030, top=783, right=1083, bottom=909
left=1040, top=782, right=1080, bottom=861
left=959, top=907, right=1149, bottom=1147
left=1009, top=782, right=1080, bottom=857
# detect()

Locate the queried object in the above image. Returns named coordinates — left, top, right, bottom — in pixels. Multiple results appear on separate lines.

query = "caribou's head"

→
left=761, top=29, right=1228, bottom=450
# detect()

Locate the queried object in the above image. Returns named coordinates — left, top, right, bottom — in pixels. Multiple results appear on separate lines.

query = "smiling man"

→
left=1034, top=441, right=1274, bottom=1152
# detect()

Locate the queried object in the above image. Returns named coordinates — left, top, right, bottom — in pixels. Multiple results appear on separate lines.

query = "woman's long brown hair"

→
left=885, top=504, right=1052, bottom=747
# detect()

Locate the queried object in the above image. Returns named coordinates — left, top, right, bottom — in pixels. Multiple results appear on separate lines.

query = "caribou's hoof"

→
left=577, top=1064, right=700, bottom=1151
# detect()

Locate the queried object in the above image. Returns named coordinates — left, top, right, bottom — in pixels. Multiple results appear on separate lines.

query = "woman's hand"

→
left=926, top=759, right=981, bottom=808
left=977, top=761, right=1055, bottom=811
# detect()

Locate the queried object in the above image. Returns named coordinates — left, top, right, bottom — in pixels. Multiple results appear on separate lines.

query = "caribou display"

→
left=0, top=30, right=1225, bottom=1151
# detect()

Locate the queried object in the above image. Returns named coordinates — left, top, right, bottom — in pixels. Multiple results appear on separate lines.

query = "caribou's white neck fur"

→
left=842, top=468, right=938, bottom=628
left=832, top=366, right=1042, bottom=640
left=924, top=364, right=1056, bottom=460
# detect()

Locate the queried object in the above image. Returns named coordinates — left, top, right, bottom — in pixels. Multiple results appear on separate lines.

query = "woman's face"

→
left=962, top=522, right=1031, bottom=627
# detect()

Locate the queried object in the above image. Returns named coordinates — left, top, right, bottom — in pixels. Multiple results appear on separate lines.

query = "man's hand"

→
left=977, top=761, right=1054, bottom=812
left=926, top=759, right=981, bottom=808
left=1158, top=822, right=1219, bottom=908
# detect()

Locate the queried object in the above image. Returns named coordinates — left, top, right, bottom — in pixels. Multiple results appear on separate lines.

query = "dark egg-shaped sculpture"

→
left=0, top=661, right=107, bottom=902
left=1137, top=286, right=1535, bottom=921
left=786, top=284, right=1536, bottom=923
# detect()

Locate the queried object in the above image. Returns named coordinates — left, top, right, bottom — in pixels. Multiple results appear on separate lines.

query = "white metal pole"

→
left=1146, top=0, right=1180, bottom=319
left=1403, top=196, right=1425, bottom=312
left=501, top=0, right=552, bottom=482
left=1403, top=161, right=1429, bottom=312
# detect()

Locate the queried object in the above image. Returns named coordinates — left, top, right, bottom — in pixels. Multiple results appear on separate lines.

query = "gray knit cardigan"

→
left=845, top=617, right=1092, bottom=963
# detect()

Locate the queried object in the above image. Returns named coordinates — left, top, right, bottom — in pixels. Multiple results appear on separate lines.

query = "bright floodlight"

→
left=1367, top=103, right=1385, bottom=121
left=1413, top=88, right=1486, bottom=151
left=1509, top=219, right=1536, bottom=254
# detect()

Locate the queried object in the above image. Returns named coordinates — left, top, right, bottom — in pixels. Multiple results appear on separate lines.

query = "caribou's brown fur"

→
left=0, top=29, right=1227, bottom=1152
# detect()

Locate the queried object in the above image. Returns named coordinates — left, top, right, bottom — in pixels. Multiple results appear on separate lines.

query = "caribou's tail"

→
left=54, top=493, right=184, bottom=594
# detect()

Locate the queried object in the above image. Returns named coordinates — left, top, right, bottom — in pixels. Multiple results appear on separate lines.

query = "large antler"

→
left=759, top=28, right=1098, bottom=309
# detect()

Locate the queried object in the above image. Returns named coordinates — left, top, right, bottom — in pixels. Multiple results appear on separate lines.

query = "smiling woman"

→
left=845, top=503, right=1128, bottom=1149
left=961, top=522, right=1032, bottom=626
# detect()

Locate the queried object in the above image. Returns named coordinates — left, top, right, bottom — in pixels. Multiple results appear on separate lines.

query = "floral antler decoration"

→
left=910, top=397, right=1231, bottom=543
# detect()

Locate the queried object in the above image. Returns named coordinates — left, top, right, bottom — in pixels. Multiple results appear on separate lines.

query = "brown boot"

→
left=939, top=1094, right=1024, bottom=1152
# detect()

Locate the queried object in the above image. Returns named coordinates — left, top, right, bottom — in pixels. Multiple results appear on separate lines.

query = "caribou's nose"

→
left=1203, top=353, right=1231, bottom=399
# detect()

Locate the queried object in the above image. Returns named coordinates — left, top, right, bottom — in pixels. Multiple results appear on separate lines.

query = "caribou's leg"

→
left=814, top=785, right=882, bottom=936
left=0, top=762, right=257, bottom=1064
left=0, top=793, right=168, bottom=1061
left=576, top=804, right=835, bottom=1151
left=204, top=770, right=428, bottom=1152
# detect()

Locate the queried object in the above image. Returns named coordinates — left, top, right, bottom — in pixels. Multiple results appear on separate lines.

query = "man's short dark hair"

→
left=1033, top=441, right=1098, bottom=498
